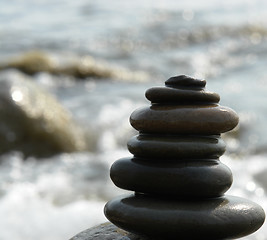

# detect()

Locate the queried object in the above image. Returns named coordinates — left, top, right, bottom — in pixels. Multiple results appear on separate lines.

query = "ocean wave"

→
left=95, top=18, right=266, bottom=53
left=0, top=51, right=149, bottom=82
left=137, top=23, right=267, bottom=49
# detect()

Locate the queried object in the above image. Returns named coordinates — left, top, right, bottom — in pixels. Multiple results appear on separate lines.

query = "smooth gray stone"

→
left=69, top=222, right=148, bottom=240
left=145, top=87, right=220, bottom=104
left=104, top=194, right=265, bottom=240
left=110, top=157, right=232, bottom=197
left=130, top=104, right=239, bottom=135
left=165, top=75, right=206, bottom=89
left=127, top=134, right=226, bottom=159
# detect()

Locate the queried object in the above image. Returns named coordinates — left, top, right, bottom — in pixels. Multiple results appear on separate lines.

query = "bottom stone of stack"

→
left=104, top=193, right=265, bottom=240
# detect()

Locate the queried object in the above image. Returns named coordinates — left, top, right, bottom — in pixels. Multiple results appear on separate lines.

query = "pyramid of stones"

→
left=104, top=75, right=265, bottom=239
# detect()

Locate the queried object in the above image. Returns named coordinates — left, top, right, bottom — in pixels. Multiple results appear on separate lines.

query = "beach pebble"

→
left=127, top=134, right=226, bottom=159
left=130, top=105, right=239, bottom=134
left=105, top=194, right=265, bottom=239
left=110, top=157, right=232, bottom=197
left=145, top=87, right=220, bottom=104
left=165, top=75, right=206, bottom=89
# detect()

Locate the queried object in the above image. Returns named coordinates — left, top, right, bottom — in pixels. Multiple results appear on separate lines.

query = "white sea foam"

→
left=222, top=155, right=267, bottom=240
left=0, top=185, right=106, bottom=240
left=0, top=150, right=127, bottom=240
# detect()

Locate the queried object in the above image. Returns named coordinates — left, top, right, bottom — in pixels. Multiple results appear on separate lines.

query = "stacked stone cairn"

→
left=104, top=75, right=265, bottom=239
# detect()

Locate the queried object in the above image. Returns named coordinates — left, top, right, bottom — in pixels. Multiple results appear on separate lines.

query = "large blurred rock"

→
left=0, top=70, right=89, bottom=157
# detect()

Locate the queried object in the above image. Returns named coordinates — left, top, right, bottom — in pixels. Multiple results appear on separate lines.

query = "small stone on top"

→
left=165, top=75, right=206, bottom=89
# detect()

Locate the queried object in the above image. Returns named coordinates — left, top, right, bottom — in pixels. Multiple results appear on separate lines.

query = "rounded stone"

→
left=127, top=135, right=225, bottom=159
left=165, top=75, right=206, bottom=89
left=0, top=70, right=89, bottom=157
left=110, top=157, right=232, bottom=197
left=104, top=194, right=265, bottom=240
left=69, top=222, right=151, bottom=240
left=145, top=87, right=220, bottom=104
left=130, top=104, right=239, bottom=134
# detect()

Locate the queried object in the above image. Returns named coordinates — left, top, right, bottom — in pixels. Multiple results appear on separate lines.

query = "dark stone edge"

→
left=69, top=222, right=150, bottom=240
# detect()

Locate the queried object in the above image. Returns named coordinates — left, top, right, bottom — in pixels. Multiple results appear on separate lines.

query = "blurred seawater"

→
left=1, top=0, right=267, bottom=239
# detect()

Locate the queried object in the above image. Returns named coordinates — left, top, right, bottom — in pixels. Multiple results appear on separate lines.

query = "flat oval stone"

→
left=165, top=75, right=206, bottom=89
left=110, top=157, right=232, bottom=197
left=145, top=87, right=220, bottom=104
left=127, top=135, right=225, bottom=159
left=130, top=105, right=239, bottom=134
left=104, top=194, right=265, bottom=239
